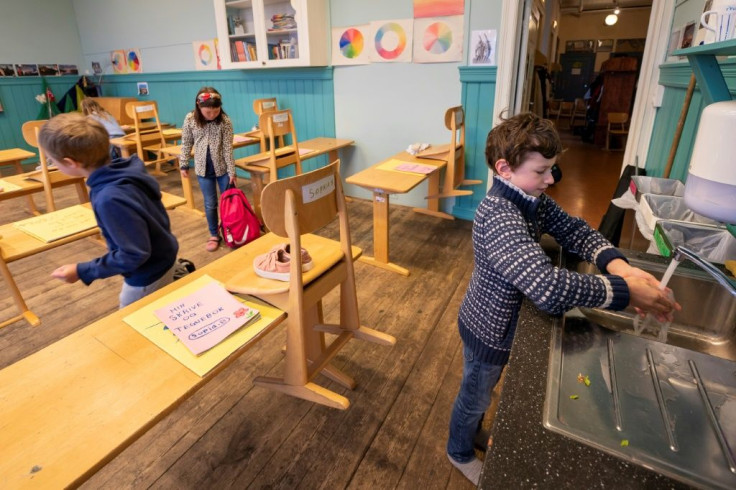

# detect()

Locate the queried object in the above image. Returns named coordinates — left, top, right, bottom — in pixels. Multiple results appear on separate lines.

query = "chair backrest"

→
left=258, top=109, right=302, bottom=180
left=124, top=100, right=167, bottom=163
left=548, top=99, right=561, bottom=115
left=21, top=120, right=57, bottom=211
left=573, top=97, right=587, bottom=115
left=443, top=106, right=466, bottom=194
left=558, top=101, right=574, bottom=117
left=253, top=97, right=278, bottom=116
left=607, top=112, right=629, bottom=127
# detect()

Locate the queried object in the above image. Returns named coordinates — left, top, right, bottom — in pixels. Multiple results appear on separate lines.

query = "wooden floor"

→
left=0, top=129, right=622, bottom=489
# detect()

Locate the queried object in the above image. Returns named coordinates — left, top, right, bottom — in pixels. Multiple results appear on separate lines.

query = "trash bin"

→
left=653, top=220, right=736, bottom=264
left=629, top=176, right=685, bottom=202
left=639, top=194, right=724, bottom=232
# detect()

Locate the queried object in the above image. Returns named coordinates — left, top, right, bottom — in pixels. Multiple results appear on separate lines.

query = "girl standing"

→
left=179, top=87, right=236, bottom=252
left=80, top=98, right=125, bottom=158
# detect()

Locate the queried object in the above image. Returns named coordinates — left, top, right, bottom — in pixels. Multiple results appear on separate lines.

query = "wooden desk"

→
left=120, top=121, right=174, bottom=134
left=110, top=128, right=183, bottom=159
left=345, top=151, right=451, bottom=276
left=0, top=192, right=186, bottom=329
left=0, top=148, right=39, bottom=213
left=0, top=233, right=365, bottom=488
left=158, top=132, right=262, bottom=217
left=0, top=169, right=89, bottom=218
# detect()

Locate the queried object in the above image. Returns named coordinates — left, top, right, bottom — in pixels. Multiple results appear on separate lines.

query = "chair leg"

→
left=0, top=256, right=40, bottom=328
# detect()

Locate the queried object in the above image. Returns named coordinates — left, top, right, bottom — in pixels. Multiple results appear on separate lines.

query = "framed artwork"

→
left=680, top=22, right=696, bottom=49
left=616, top=38, right=646, bottom=52
left=0, top=64, right=15, bottom=76
left=667, top=28, right=683, bottom=60
left=596, top=39, right=614, bottom=52
left=38, top=64, right=60, bottom=76
left=58, top=64, right=78, bottom=75
left=14, top=64, right=39, bottom=77
left=565, top=39, right=595, bottom=53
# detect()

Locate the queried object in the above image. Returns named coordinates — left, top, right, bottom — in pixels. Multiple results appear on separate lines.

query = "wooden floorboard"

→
left=1, top=133, right=620, bottom=488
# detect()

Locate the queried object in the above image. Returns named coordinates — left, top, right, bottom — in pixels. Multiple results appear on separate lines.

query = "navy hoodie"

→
left=77, top=156, right=179, bottom=287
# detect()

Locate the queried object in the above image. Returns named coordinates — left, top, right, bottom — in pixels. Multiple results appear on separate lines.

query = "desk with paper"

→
left=345, top=151, right=451, bottom=276
left=0, top=231, right=362, bottom=488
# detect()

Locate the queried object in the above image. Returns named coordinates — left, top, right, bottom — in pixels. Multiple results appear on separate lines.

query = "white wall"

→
left=0, top=0, right=84, bottom=69
left=333, top=0, right=502, bottom=208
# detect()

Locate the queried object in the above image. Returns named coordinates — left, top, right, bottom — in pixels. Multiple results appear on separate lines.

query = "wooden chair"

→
left=237, top=109, right=303, bottom=219
left=547, top=98, right=562, bottom=119
left=605, top=112, right=629, bottom=151
left=419, top=106, right=482, bottom=199
left=570, top=97, right=587, bottom=129
left=226, top=161, right=395, bottom=409
left=252, top=97, right=282, bottom=151
left=124, top=101, right=177, bottom=176
left=557, top=101, right=574, bottom=126
left=21, top=120, right=89, bottom=213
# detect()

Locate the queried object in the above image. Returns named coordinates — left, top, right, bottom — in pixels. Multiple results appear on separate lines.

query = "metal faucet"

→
left=673, top=246, right=736, bottom=296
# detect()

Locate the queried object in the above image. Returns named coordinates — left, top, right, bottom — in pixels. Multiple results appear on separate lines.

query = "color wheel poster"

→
left=111, top=50, right=127, bottom=74
left=331, top=25, right=370, bottom=65
left=193, top=39, right=220, bottom=70
left=369, top=19, right=413, bottom=63
left=126, top=48, right=143, bottom=73
left=413, top=16, right=463, bottom=63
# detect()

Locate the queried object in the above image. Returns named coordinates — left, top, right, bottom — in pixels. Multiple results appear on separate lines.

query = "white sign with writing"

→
left=302, top=174, right=335, bottom=204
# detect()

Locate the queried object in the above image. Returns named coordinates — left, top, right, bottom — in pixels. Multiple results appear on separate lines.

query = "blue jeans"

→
left=119, top=264, right=176, bottom=309
left=198, top=174, right=230, bottom=237
left=447, top=344, right=504, bottom=463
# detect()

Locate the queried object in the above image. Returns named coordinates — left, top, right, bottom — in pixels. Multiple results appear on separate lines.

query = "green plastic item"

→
left=728, top=223, right=736, bottom=239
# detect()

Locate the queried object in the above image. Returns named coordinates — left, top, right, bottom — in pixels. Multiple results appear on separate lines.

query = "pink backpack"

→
left=219, top=184, right=261, bottom=249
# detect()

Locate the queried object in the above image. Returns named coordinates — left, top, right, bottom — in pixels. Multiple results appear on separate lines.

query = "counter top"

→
left=478, top=248, right=692, bottom=489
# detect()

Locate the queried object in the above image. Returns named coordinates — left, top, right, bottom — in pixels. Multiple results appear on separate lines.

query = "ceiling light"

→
left=614, top=7, right=621, bottom=14
left=605, top=14, right=618, bottom=26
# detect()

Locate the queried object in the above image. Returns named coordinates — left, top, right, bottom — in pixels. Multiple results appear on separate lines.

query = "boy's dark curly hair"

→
left=485, top=112, right=563, bottom=173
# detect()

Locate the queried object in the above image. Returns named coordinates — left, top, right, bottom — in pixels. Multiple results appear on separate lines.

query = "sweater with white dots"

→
left=458, top=176, right=630, bottom=365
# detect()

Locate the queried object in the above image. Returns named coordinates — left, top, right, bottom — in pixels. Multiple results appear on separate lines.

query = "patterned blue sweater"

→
left=458, top=176, right=630, bottom=365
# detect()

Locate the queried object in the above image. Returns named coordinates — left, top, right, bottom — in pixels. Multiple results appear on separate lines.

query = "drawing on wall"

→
left=680, top=22, right=696, bottom=49
left=369, top=19, right=413, bottom=62
left=137, top=82, right=149, bottom=96
left=469, top=29, right=496, bottom=65
left=0, top=64, right=15, bottom=76
left=111, top=50, right=127, bottom=74
left=413, top=16, right=463, bottom=63
left=38, top=64, right=60, bottom=76
left=91, top=61, right=102, bottom=75
left=414, top=0, right=464, bottom=18
left=126, top=49, right=143, bottom=73
left=193, top=40, right=220, bottom=70
left=14, top=64, right=39, bottom=77
left=331, top=25, right=370, bottom=65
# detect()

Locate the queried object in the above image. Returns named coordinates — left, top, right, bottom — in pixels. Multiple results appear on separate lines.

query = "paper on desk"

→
left=299, top=148, right=314, bottom=155
left=377, top=158, right=436, bottom=175
left=153, top=281, right=260, bottom=356
left=233, top=134, right=257, bottom=143
left=0, top=179, right=22, bottom=193
left=13, top=205, right=97, bottom=242
left=162, top=128, right=182, bottom=136
left=124, top=275, right=283, bottom=377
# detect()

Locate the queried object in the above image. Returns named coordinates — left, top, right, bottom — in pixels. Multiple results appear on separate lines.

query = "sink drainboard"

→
left=544, top=310, right=736, bottom=489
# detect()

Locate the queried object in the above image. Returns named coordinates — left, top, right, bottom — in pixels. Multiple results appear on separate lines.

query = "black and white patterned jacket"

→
left=457, top=175, right=630, bottom=365
left=178, top=112, right=235, bottom=178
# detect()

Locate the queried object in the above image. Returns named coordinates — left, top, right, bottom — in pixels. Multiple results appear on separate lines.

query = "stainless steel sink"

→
left=544, top=252, right=736, bottom=488
left=577, top=256, right=736, bottom=362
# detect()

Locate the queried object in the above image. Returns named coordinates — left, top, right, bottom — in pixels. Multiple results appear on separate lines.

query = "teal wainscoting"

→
left=97, top=68, right=336, bottom=177
left=453, top=66, right=495, bottom=221
left=0, top=76, right=85, bottom=163
left=0, top=68, right=336, bottom=174
left=647, top=59, right=736, bottom=180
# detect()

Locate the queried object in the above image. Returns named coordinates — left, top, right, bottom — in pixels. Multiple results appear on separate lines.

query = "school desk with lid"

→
left=345, top=151, right=451, bottom=276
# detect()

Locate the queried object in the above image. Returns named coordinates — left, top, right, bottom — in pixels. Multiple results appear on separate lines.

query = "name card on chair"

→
left=303, top=174, right=335, bottom=203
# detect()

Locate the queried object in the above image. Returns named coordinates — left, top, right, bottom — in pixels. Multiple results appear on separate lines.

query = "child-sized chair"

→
left=124, top=101, right=177, bottom=176
left=21, top=120, right=89, bottom=213
left=605, top=112, right=629, bottom=151
left=237, top=109, right=303, bottom=219
left=226, top=161, right=396, bottom=409
left=420, top=106, right=482, bottom=199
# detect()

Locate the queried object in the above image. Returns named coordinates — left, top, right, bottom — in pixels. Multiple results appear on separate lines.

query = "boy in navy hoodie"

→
left=40, top=112, right=179, bottom=308
left=446, top=113, right=680, bottom=484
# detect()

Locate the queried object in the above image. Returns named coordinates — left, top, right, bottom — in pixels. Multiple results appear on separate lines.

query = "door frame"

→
left=493, top=0, right=676, bottom=178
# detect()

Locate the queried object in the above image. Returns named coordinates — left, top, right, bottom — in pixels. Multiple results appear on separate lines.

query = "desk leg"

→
left=330, top=149, right=352, bottom=203
left=358, top=190, right=410, bottom=276
left=0, top=256, right=40, bottom=328
left=413, top=170, right=454, bottom=220
left=179, top=172, right=205, bottom=217
left=12, top=159, right=39, bottom=215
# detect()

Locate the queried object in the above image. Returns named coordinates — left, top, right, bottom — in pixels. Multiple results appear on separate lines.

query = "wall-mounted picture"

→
left=413, top=15, right=464, bottom=63
left=58, top=64, right=78, bottom=75
left=680, top=22, right=696, bottom=49
left=667, top=28, right=683, bottom=60
left=470, top=29, right=496, bottom=65
left=0, top=64, right=15, bottom=76
left=91, top=61, right=102, bottom=75
left=565, top=39, right=595, bottom=52
left=596, top=39, right=614, bottom=52
left=616, top=38, right=646, bottom=52
left=14, top=64, right=39, bottom=77
left=137, top=81, right=149, bottom=96
left=38, top=64, right=60, bottom=76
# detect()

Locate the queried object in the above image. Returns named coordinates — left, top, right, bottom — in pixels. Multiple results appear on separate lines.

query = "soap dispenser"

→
left=684, top=100, right=736, bottom=224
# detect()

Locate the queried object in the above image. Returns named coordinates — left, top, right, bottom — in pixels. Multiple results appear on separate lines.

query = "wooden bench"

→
left=0, top=232, right=359, bottom=487
left=0, top=192, right=186, bottom=329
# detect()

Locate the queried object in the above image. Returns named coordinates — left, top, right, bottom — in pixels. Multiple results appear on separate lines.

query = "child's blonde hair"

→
left=486, top=112, right=563, bottom=173
left=80, top=98, right=111, bottom=118
left=39, top=112, right=111, bottom=169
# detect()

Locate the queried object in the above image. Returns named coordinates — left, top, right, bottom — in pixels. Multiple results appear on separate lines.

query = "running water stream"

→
left=633, top=258, right=679, bottom=342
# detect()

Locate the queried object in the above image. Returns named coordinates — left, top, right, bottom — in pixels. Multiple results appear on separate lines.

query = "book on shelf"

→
left=227, top=14, right=235, bottom=35
left=234, top=41, right=247, bottom=62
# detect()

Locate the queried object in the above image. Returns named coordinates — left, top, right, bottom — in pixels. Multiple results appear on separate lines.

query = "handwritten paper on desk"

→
left=377, top=159, right=437, bottom=175
left=153, top=281, right=260, bottom=356
left=13, top=205, right=97, bottom=242
left=0, top=179, right=23, bottom=193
